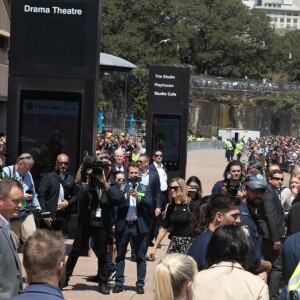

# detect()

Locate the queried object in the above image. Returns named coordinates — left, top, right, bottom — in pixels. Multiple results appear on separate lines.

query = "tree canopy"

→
left=100, top=0, right=300, bottom=118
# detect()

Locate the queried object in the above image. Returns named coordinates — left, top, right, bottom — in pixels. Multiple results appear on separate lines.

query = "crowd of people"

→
left=2, top=132, right=300, bottom=299
left=191, top=77, right=300, bottom=93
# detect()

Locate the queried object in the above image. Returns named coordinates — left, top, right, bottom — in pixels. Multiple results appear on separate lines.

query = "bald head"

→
left=56, top=154, right=69, bottom=173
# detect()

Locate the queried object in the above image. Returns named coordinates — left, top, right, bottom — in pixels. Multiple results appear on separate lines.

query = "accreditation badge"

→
left=241, top=225, right=250, bottom=237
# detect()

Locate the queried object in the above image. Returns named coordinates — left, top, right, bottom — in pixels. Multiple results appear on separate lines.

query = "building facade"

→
left=0, top=1, right=9, bottom=134
left=253, top=0, right=300, bottom=31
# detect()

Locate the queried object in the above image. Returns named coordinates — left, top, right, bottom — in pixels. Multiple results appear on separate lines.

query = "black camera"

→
left=24, top=208, right=51, bottom=219
left=128, top=176, right=141, bottom=187
left=225, top=173, right=238, bottom=197
left=188, top=187, right=199, bottom=193
left=92, top=160, right=110, bottom=177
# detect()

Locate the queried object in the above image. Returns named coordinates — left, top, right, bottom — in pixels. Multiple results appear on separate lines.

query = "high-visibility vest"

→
left=225, top=141, right=233, bottom=150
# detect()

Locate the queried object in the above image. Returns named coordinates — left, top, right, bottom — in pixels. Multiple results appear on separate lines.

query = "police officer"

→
left=239, top=173, right=272, bottom=282
left=224, top=138, right=234, bottom=162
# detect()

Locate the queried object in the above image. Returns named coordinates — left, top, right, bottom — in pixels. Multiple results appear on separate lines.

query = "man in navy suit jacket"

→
left=149, top=149, right=168, bottom=241
left=137, top=154, right=161, bottom=250
left=11, top=230, right=65, bottom=300
left=112, top=162, right=152, bottom=295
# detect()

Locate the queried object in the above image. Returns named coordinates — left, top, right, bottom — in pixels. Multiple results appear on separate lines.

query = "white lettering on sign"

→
left=24, top=5, right=50, bottom=13
left=153, top=73, right=177, bottom=97
left=24, top=5, right=83, bottom=15
left=154, top=83, right=174, bottom=88
left=52, top=6, right=82, bottom=15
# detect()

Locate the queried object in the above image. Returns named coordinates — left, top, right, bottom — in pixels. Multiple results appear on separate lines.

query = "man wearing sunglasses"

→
left=38, top=153, right=78, bottom=235
left=149, top=150, right=168, bottom=247
left=258, top=169, right=285, bottom=300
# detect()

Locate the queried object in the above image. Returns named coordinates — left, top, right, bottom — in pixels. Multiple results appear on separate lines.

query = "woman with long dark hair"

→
left=192, top=225, right=269, bottom=300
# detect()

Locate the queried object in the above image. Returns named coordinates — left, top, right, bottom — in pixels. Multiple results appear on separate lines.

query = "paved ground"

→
left=20, top=149, right=290, bottom=299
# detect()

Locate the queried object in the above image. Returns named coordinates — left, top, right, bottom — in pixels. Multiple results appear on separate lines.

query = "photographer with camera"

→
left=211, top=160, right=244, bottom=199
left=187, top=176, right=202, bottom=204
left=64, top=154, right=120, bottom=295
left=112, top=162, right=152, bottom=295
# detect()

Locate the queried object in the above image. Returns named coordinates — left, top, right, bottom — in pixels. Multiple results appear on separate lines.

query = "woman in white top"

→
left=193, top=225, right=269, bottom=300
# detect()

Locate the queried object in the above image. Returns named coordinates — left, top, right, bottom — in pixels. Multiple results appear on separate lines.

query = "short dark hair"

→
left=127, top=162, right=139, bottom=172
left=206, top=225, right=248, bottom=268
left=190, top=195, right=240, bottom=236
left=269, top=169, right=283, bottom=178
left=0, top=178, right=23, bottom=198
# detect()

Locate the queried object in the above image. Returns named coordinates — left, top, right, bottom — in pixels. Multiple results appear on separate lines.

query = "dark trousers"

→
left=152, top=190, right=168, bottom=239
left=146, top=211, right=155, bottom=247
left=262, top=239, right=282, bottom=300
left=115, top=223, right=147, bottom=287
left=65, top=223, right=109, bottom=283
left=39, top=213, right=68, bottom=236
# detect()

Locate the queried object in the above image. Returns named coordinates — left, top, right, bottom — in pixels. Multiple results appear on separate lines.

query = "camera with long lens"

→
left=92, top=160, right=110, bottom=177
left=225, top=173, right=238, bottom=197
left=128, top=176, right=141, bottom=187
left=24, top=207, right=51, bottom=219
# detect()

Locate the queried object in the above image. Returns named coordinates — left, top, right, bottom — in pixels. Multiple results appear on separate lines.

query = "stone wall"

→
left=189, top=88, right=296, bottom=137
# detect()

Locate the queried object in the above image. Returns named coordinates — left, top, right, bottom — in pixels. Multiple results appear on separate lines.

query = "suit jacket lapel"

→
left=0, top=219, right=21, bottom=272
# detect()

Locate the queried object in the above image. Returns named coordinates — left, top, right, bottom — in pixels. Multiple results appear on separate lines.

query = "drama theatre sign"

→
left=24, top=4, right=83, bottom=15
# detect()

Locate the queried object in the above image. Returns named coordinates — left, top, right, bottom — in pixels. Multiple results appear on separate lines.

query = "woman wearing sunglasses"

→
left=149, top=178, right=195, bottom=261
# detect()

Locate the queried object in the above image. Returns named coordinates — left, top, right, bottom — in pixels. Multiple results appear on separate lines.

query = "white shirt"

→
left=140, top=169, right=149, bottom=187
left=57, top=183, right=64, bottom=206
left=153, top=162, right=168, bottom=191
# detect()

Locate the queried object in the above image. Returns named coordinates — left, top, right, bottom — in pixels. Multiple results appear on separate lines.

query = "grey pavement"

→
left=19, top=148, right=290, bottom=299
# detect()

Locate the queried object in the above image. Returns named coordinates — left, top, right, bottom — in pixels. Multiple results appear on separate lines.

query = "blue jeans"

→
left=115, top=223, right=147, bottom=287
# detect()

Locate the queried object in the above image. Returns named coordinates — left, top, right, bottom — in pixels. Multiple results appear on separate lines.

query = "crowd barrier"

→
left=187, top=141, right=224, bottom=151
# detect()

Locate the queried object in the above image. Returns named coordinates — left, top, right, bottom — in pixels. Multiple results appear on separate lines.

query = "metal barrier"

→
left=187, top=141, right=224, bottom=151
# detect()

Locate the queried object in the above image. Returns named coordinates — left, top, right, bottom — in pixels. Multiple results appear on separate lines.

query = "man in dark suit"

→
left=0, top=178, right=23, bottom=299
left=258, top=169, right=285, bottom=300
left=149, top=149, right=168, bottom=241
left=112, top=162, right=152, bottom=295
left=137, top=154, right=161, bottom=251
left=10, top=230, right=65, bottom=300
left=111, top=148, right=127, bottom=174
left=39, top=153, right=78, bottom=235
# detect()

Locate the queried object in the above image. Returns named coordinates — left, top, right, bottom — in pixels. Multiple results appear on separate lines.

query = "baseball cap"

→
left=245, top=174, right=267, bottom=190
left=255, top=149, right=264, bottom=155
left=247, top=160, right=264, bottom=171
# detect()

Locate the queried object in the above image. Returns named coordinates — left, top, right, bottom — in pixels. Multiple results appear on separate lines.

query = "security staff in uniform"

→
left=224, top=138, right=234, bottom=162
left=240, top=173, right=272, bottom=281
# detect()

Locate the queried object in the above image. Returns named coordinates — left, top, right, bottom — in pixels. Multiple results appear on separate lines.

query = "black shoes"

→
left=63, top=276, right=69, bottom=288
left=112, top=285, right=123, bottom=293
left=136, top=287, right=144, bottom=294
left=86, top=275, right=100, bottom=283
left=99, top=283, right=110, bottom=295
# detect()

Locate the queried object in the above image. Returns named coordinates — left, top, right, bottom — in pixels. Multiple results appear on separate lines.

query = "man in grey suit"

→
left=0, top=178, right=23, bottom=299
